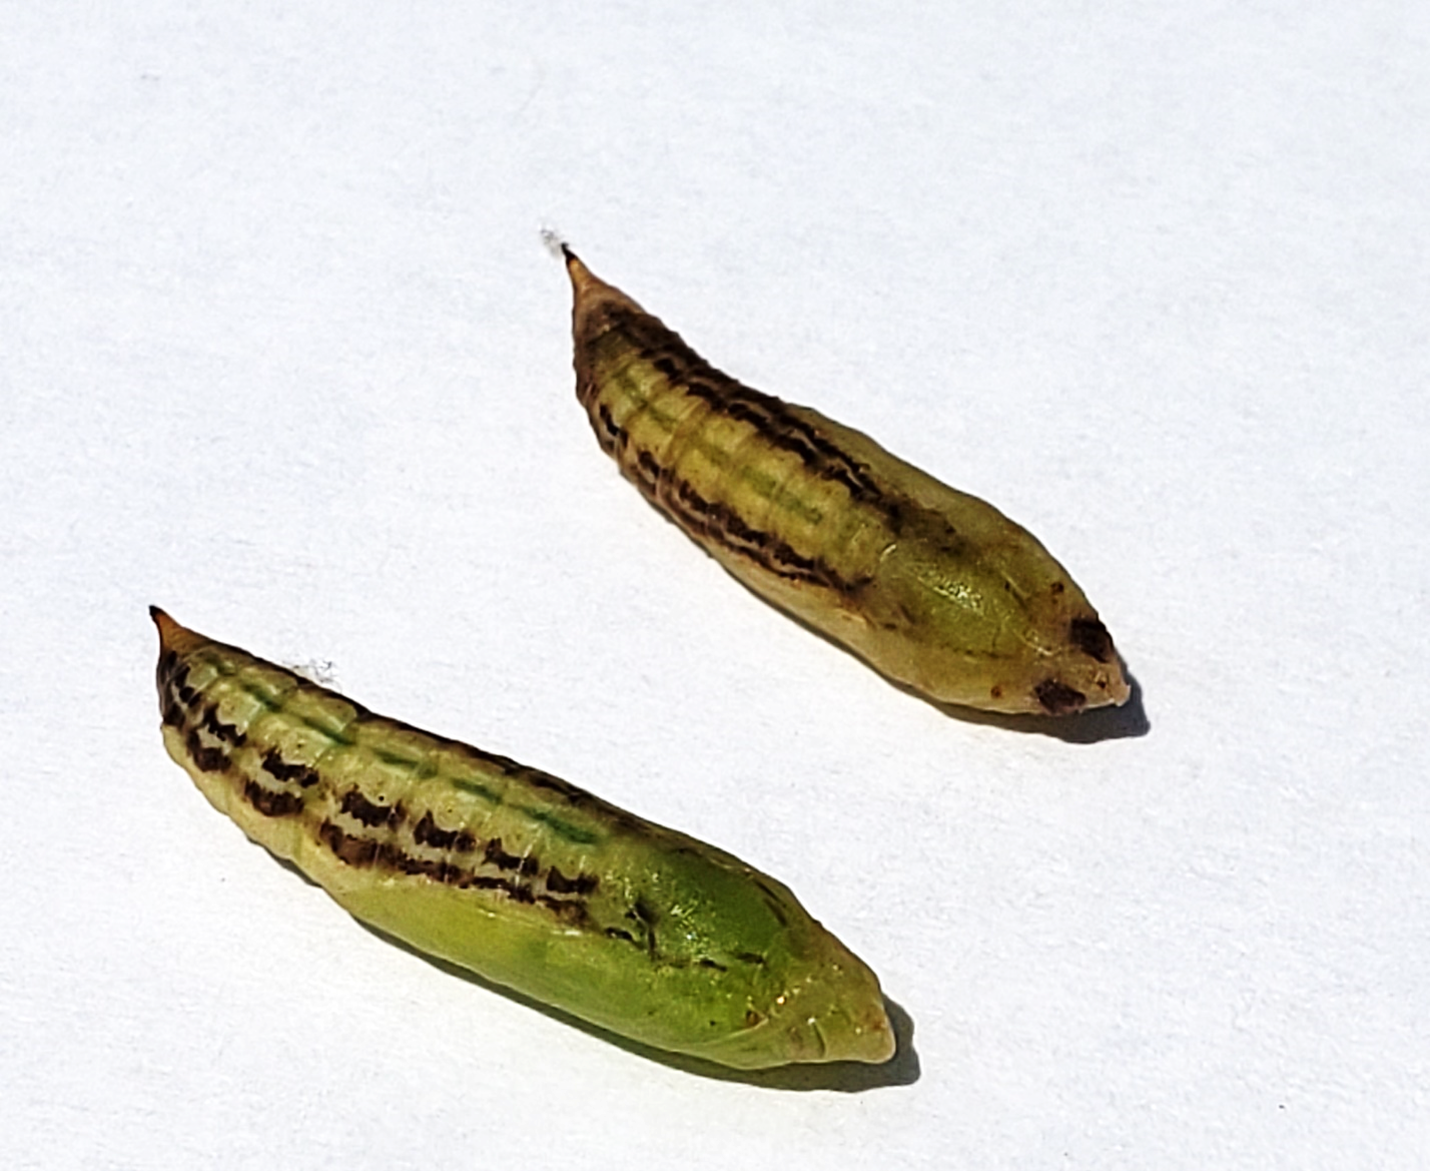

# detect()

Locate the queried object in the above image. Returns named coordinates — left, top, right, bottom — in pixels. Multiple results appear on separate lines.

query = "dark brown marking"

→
left=1068, top=617, right=1113, bottom=663
left=412, top=810, right=477, bottom=853
left=631, top=897, right=660, bottom=959
left=601, top=309, right=889, bottom=507
left=201, top=704, right=247, bottom=748
left=320, top=817, right=551, bottom=909
left=156, top=650, right=180, bottom=697
left=162, top=655, right=197, bottom=708
left=658, top=473, right=863, bottom=593
left=340, top=787, right=402, bottom=829
left=158, top=655, right=192, bottom=728
left=588, top=333, right=886, bottom=595
left=385, top=845, right=468, bottom=884
left=883, top=499, right=906, bottom=535
left=1034, top=678, right=1086, bottom=715
left=184, top=728, right=230, bottom=773
left=164, top=659, right=190, bottom=695
left=452, top=742, right=522, bottom=777
left=546, top=865, right=598, bottom=896
left=593, top=400, right=624, bottom=456
left=752, top=878, right=790, bottom=928
left=260, top=749, right=320, bottom=789
left=703, top=394, right=878, bottom=505
left=242, top=778, right=304, bottom=818
left=317, top=817, right=567, bottom=914
left=522, top=770, right=595, bottom=809
left=320, top=821, right=378, bottom=866
left=484, top=838, right=539, bottom=876
left=605, top=927, right=637, bottom=945
left=538, top=895, right=592, bottom=926
left=465, top=873, right=536, bottom=902
left=734, top=951, right=766, bottom=966
left=424, top=859, right=469, bottom=884
left=635, top=448, right=662, bottom=487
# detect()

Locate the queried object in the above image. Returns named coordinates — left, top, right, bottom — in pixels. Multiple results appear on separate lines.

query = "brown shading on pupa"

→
left=559, top=248, right=1129, bottom=716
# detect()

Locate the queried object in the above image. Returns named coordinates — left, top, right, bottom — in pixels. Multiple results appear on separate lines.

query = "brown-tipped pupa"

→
left=151, top=606, right=894, bottom=1069
left=561, top=248, right=1129, bottom=716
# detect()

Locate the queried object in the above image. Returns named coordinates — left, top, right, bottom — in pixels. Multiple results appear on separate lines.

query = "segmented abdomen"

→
left=562, top=249, right=1131, bottom=716
left=155, top=608, right=607, bottom=921
left=150, top=607, right=894, bottom=1068
left=576, top=288, right=893, bottom=600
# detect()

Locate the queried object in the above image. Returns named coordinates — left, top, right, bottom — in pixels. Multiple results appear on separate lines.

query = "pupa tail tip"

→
left=149, top=604, right=182, bottom=645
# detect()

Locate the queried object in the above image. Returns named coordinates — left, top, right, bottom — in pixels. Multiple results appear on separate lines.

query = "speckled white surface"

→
left=4, top=3, right=1428, bottom=1167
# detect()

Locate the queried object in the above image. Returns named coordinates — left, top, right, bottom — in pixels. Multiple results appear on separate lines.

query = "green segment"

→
left=446, top=775, right=501, bottom=804
left=239, top=680, right=285, bottom=711
left=517, top=806, right=601, bottom=846
left=298, top=714, right=356, bottom=745
left=598, top=339, right=826, bottom=526
left=373, top=748, right=421, bottom=769
left=162, top=610, right=893, bottom=1068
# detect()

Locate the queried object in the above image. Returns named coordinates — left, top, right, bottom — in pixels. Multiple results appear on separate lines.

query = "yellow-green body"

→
left=564, top=252, right=1129, bottom=716
left=151, top=608, right=892, bottom=1069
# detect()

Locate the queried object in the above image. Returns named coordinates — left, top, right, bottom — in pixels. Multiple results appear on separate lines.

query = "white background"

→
left=4, top=3, right=1428, bottom=1168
